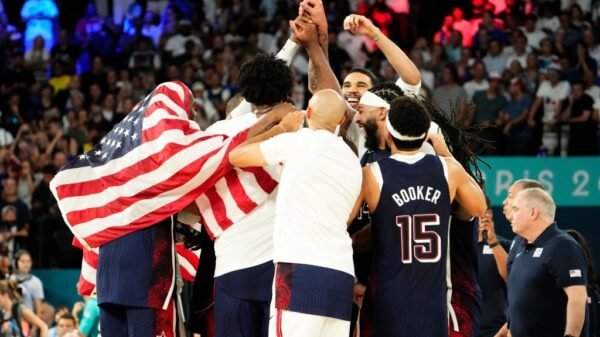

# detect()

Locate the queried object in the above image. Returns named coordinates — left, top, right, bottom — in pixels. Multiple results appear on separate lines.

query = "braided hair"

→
left=369, top=81, right=490, bottom=184
left=421, top=98, right=491, bottom=185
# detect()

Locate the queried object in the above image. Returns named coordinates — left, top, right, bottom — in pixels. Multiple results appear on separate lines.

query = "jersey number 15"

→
left=396, top=214, right=441, bottom=263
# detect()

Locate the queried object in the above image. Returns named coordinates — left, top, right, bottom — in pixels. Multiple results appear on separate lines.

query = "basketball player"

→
left=229, top=89, right=361, bottom=337
left=193, top=16, right=340, bottom=337
left=350, top=96, right=486, bottom=337
left=297, top=0, right=420, bottom=152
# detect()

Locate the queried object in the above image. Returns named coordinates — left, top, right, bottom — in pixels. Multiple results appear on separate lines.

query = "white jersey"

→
left=260, top=129, right=362, bottom=276
left=206, top=112, right=281, bottom=277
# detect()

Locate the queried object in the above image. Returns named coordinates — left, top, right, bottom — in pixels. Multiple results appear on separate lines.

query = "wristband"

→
left=488, top=241, right=500, bottom=248
left=276, top=39, right=300, bottom=66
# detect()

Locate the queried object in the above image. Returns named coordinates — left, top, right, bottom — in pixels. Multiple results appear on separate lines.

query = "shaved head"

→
left=307, top=89, right=346, bottom=130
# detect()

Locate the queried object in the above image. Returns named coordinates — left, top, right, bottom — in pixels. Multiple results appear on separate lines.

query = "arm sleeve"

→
left=396, top=77, right=422, bottom=97
left=548, top=239, right=588, bottom=288
left=78, top=300, right=100, bottom=335
left=31, top=277, right=44, bottom=300
left=275, top=39, right=300, bottom=66
left=536, top=82, right=547, bottom=97
left=259, top=132, right=301, bottom=165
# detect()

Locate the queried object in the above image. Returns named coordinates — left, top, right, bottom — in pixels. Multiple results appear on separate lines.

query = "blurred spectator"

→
left=537, top=3, right=561, bottom=33
left=429, top=43, right=447, bottom=85
left=48, top=313, right=76, bottom=337
left=574, top=41, right=598, bottom=80
left=0, top=127, right=14, bottom=147
left=475, top=10, right=508, bottom=46
left=75, top=3, right=104, bottom=44
left=434, top=15, right=455, bottom=46
left=483, top=39, right=509, bottom=74
left=528, top=64, right=571, bottom=156
left=471, top=72, right=507, bottom=152
left=562, top=81, right=597, bottom=155
left=452, top=7, right=476, bottom=47
left=24, top=36, right=50, bottom=83
left=521, top=14, right=547, bottom=50
left=583, top=29, right=600, bottom=73
left=538, top=37, right=559, bottom=71
left=20, top=0, right=58, bottom=52
left=0, top=279, right=48, bottom=336
left=0, top=177, right=31, bottom=246
left=39, top=300, right=55, bottom=328
left=558, top=10, right=583, bottom=48
left=48, top=62, right=71, bottom=97
left=504, top=77, right=534, bottom=155
left=455, top=47, right=475, bottom=83
left=74, top=296, right=99, bottom=337
left=409, top=49, right=434, bottom=93
left=446, top=31, right=463, bottom=63
left=552, top=27, right=568, bottom=57
left=12, top=250, right=44, bottom=314
left=433, top=64, right=468, bottom=119
left=0, top=205, right=19, bottom=259
left=141, top=11, right=162, bottom=48
left=504, top=30, right=529, bottom=68
left=463, top=61, right=489, bottom=99
left=368, top=0, right=393, bottom=38
left=50, top=30, right=79, bottom=76
left=164, top=20, right=202, bottom=60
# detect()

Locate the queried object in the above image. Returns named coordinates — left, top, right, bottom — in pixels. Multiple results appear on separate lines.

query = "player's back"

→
left=369, top=153, right=451, bottom=337
left=273, top=129, right=361, bottom=276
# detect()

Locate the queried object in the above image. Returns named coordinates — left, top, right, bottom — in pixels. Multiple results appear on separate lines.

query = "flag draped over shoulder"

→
left=73, top=238, right=200, bottom=295
left=50, top=81, right=248, bottom=249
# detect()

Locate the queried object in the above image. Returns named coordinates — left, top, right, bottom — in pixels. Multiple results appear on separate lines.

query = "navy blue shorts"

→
left=99, top=303, right=155, bottom=337
left=214, top=286, right=270, bottom=337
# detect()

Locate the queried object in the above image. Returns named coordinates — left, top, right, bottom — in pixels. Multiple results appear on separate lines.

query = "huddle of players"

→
left=201, top=1, right=488, bottom=337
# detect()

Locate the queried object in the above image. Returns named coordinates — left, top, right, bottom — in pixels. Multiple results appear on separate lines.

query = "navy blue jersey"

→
left=476, top=236, right=511, bottom=337
left=507, top=224, right=588, bottom=337
left=370, top=154, right=451, bottom=337
left=97, top=216, right=174, bottom=309
left=449, top=218, right=482, bottom=337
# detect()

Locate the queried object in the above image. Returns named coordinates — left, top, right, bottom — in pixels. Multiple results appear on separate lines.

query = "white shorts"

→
left=268, top=309, right=350, bottom=337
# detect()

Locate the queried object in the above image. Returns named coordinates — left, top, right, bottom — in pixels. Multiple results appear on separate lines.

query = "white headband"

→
left=359, top=91, right=390, bottom=110
left=385, top=114, right=427, bottom=141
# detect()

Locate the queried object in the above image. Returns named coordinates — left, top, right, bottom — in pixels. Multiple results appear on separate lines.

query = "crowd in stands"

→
left=0, top=0, right=598, bottom=334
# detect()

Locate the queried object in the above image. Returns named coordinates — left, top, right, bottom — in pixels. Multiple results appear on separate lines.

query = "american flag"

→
left=50, top=81, right=248, bottom=249
left=195, top=166, right=280, bottom=239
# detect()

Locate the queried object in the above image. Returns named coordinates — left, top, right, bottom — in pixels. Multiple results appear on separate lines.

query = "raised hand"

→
left=290, top=18, right=319, bottom=50
left=343, top=14, right=379, bottom=38
left=299, top=0, right=328, bottom=37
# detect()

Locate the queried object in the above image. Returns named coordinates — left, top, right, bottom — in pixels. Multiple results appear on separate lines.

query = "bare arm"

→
left=291, top=17, right=340, bottom=93
left=246, top=103, right=296, bottom=139
left=344, top=14, right=420, bottom=86
left=527, top=96, right=542, bottom=126
left=568, top=110, right=592, bottom=123
left=447, top=158, right=486, bottom=217
left=299, top=0, right=330, bottom=94
left=22, top=307, right=48, bottom=337
left=493, top=323, right=510, bottom=337
left=480, top=214, right=509, bottom=282
left=348, top=168, right=368, bottom=223
left=563, top=285, right=587, bottom=337
left=230, top=111, right=305, bottom=167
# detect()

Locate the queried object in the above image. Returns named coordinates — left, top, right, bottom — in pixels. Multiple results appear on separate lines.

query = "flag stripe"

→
left=225, top=172, right=258, bottom=214
left=64, top=144, right=224, bottom=225
left=56, top=132, right=223, bottom=199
